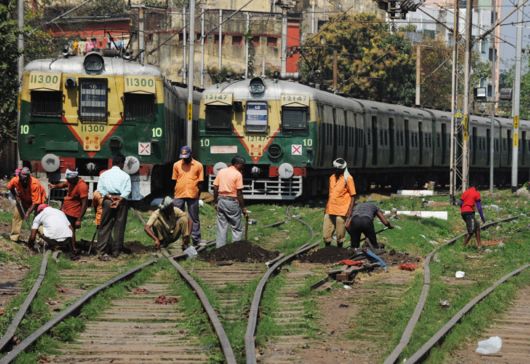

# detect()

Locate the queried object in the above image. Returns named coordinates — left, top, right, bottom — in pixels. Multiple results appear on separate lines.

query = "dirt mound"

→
left=379, top=250, right=420, bottom=265
left=300, top=246, right=354, bottom=263
left=200, top=240, right=279, bottom=263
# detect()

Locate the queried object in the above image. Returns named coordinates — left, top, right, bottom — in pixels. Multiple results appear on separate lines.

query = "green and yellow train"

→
left=18, top=52, right=200, bottom=199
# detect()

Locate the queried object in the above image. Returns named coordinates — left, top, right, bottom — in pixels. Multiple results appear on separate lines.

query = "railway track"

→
left=384, top=215, right=523, bottom=364
left=0, top=252, right=236, bottom=364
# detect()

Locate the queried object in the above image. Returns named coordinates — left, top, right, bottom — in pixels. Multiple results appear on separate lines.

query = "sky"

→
left=499, top=0, right=530, bottom=71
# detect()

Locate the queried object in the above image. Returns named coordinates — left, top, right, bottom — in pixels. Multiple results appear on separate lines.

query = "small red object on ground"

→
left=155, top=295, right=178, bottom=305
left=339, top=259, right=364, bottom=266
left=399, top=263, right=418, bottom=271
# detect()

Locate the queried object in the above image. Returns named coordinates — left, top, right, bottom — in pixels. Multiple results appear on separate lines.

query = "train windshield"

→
left=246, top=101, right=268, bottom=132
left=79, top=78, right=108, bottom=122
left=205, top=105, right=232, bottom=130
left=282, top=106, right=308, bottom=131
left=31, top=91, right=62, bottom=117
left=124, top=94, right=155, bottom=122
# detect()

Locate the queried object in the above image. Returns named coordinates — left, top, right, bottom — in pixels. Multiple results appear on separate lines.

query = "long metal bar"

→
left=187, top=0, right=195, bottom=147
left=407, top=263, right=529, bottom=363
left=0, top=251, right=50, bottom=352
left=245, top=242, right=319, bottom=364
left=163, top=251, right=236, bottom=364
left=0, top=258, right=157, bottom=364
left=461, top=0, right=473, bottom=192
left=384, top=216, right=519, bottom=364
left=512, top=0, right=524, bottom=192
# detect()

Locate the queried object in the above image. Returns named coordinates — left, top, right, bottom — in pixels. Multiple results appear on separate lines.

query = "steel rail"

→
left=407, top=263, right=529, bottom=363
left=0, top=251, right=50, bottom=352
left=244, top=241, right=320, bottom=364
left=384, top=215, right=519, bottom=364
left=163, top=250, right=237, bottom=364
left=0, top=258, right=157, bottom=364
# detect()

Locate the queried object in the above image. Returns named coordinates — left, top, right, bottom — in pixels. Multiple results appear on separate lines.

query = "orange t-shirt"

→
left=7, top=176, right=47, bottom=208
left=62, top=179, right=89, bottom=218
left=172, top=159, right=204, bottom=199
left=325, top=174, right=356, bottom=216
left=213, top=166, right=244, bottom=198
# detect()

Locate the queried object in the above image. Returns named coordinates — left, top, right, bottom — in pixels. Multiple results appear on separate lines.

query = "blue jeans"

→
left=173, top=198, right=201, bottom=243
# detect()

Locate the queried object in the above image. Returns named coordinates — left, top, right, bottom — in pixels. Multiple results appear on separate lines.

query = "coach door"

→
left=371, top=116, right=378, bottom=166
left=418, top=121, right=424, bottom=165
left=404, top=119, right=410, bottom=165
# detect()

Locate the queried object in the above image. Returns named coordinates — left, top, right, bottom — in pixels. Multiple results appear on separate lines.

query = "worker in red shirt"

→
left=459, top=183, right=486, bottom=248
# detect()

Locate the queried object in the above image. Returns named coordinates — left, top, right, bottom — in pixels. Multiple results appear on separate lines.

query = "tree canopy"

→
left=299, top=13, right=416, bottom=105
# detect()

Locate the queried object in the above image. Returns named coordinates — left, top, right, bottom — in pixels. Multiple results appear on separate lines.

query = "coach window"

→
left=205, top=105, right=232, bottom=131
left=124, top=93, right=155, bottom=122
left=31, top=91, right=62, bottom=117
left=282, top=106, right=308, bottom=132
left=79, top=78, right=108, bottom=122
left=246, top=101, right=268, bottom=132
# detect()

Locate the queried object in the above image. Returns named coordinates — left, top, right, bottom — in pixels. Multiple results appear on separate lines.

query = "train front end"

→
left=18, top=53, right=167, bottom=200
left=198, top=77, right=316, bottom=200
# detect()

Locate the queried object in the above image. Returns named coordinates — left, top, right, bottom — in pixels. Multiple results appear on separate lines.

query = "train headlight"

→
left=213, top=162, right=227, bottom=176
left=278, top=163, right=294, bottom=179
left=124, top=156, right=140, bottom=175
left=84, top=52, right=105, bottom=74
left=249, top=77, right=266, bottom=95
left=41, top=154, right=60, bottom=173
left=268, top=144, right=283, bottom=160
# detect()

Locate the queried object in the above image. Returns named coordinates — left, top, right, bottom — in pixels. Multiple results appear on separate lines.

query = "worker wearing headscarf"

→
left=323, top=158, right=357, bottom=247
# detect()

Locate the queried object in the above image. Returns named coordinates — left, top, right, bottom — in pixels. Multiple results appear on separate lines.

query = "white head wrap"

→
left=65, top=169, right=79, bottom=179
left=333, top=158, right=351, bottom=186
left=159, top=196, right=174, bottom=210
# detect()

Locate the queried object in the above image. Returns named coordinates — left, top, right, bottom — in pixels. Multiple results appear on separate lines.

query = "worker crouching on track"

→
left=323, top=158, right=357, bottom=248
left=144, top=196, right=191, bottom=255
left=172, top=146, right=204, bottom=246
left=49, top=169, right=88, bottom=248
left=7, top=167, right=47, bottom=242
left=459, top=183, right=486, bottom=248
left=346, top=202, right=393, bottom=249
left=213, top=156, right=248, bottom=248
left=28, top=204, right=75, bottom=253
left=96, top=154, right=131, bottom=259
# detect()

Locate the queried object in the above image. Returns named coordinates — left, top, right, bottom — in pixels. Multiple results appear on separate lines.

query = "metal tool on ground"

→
left=244, top=214, right=256, bottom=240
left=87, top=227, right=98, bottom=255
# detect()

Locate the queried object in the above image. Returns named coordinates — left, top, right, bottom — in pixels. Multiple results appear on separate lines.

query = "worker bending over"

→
left=144, top=196, right=191, bottom=255
left=323, top=158, right=356, bottom=247
left=459, top=183, right=486, bottom=248
left=28, top=204, right=74, bottom=253
left=7, top=167, right=46, bottom=242
left=346, top=202, right=393, bottom=249
left=213, top=156, right=247, bottom=248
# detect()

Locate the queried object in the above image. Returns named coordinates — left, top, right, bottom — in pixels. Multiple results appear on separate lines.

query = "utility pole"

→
left=200, top=5, right=205, bottom=88
left=245, top=12, right=250, bottom=79
left=415, top=45, right=421, bottom=106
left=511, top=0, right=524, bottom=192
left=187, top=0, right=195, bottom=147
left=490, top=0, right=497, bottom=194
left=182, top=6, right=187, bottom=83
left=449, top=0, right=459, bottom=202
left=138, top=5, right=145, bottom=64
left=218, top=9, right=223, bottom=70
left=332, top=49, right=338, bottom=91
left=461, top=0, right=473, bottom=192
left=280, top=3, right=289, bottom=77
left=311, top=0, right=316, bottom=33
left=17, top=0, right=24, bottom=167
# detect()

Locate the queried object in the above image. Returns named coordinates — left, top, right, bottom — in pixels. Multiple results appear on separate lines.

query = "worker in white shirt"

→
left=96, top=154, right=132, bottom=259
left=28, top=204, right=74, bottom=253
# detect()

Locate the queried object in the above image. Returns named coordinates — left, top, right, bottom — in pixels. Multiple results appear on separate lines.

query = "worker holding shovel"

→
left=346, top=202, right=393, bottom=249
left=7, top=167, right=47, bottom=242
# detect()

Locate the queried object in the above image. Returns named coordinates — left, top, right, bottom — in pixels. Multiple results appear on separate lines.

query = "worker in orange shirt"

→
left=7, top=167, right=47, bottom=242
left=172, top=146, right=204, bottom=246
left=323, top=158, right=356, bottom=247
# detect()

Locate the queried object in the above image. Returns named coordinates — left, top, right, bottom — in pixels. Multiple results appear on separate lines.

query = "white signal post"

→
left=187, top=0, right=195, bottom=147
left=512, top=0, right=524, bottom=192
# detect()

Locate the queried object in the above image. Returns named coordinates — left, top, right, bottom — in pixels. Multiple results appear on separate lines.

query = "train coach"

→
left=18, top=52, right=201, bottom=200
left=197, top=77, right=530, bottom=199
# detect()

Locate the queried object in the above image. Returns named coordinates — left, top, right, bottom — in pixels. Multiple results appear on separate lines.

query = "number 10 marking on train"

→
left=152, top=128, right=163, bottom=137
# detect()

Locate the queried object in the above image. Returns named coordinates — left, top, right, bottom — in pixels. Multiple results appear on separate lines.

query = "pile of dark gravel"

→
left=200, top=240, right=279, bottom=263
left=299, top=246, right=354, bottom=264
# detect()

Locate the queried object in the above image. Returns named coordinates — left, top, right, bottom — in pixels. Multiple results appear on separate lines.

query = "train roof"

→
left=354, top=99, right=431, bottom=118
left=24, top=56, right=161, bottom=77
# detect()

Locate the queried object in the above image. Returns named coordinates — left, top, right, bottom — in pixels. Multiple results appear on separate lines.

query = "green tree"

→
left=0, top=1, right=53, bottom=146
left=299, top=13, right=416, bottom=105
